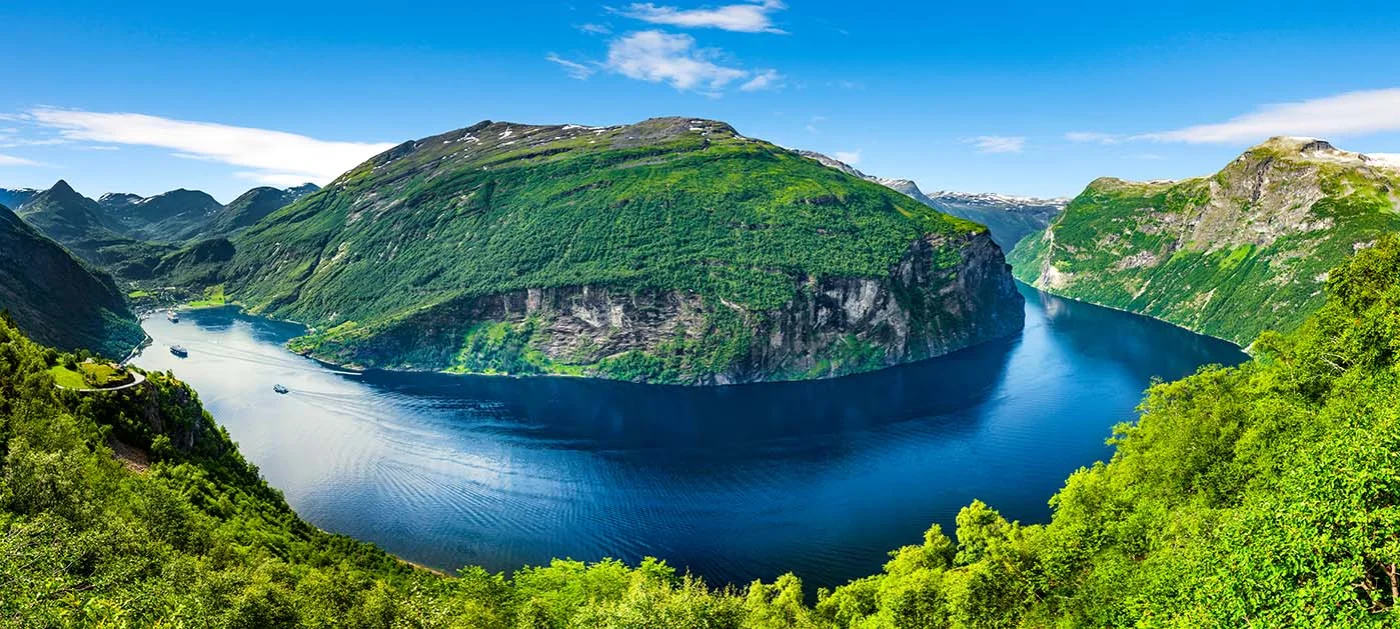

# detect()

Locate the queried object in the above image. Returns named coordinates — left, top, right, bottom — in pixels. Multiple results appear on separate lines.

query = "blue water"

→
left=133, top=283, right=1244, bottom=590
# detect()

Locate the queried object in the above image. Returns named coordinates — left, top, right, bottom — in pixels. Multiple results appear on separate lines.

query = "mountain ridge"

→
left=796, top=150, right=1067, bottom=249
left=1009, top=136, right=1400, bottom=345
left=0, top=202, right=143, bottom=356
left=184, top=117, right=1025, bottom=384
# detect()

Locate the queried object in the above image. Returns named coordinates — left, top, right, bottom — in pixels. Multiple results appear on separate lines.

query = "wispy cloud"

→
left=966, top=135, right=1025, bottom=154
left=740, top=69, right=784, bottom=92
left=575, top=23, right=612, bottom=35
left=832, top=150, right=861, bottom=165
left=1065, top=131, right=1125, bottom=145
left=27, top=107, right=395, bottom=185
left=605, top=31, right=747, bottom=92
left=0, top=153, right=42, bottom=167
left=804, top=115, right=826, bottom=133
left=614, top=0, right=787, bottom=34
left=1139, top=88, right=1400, bottom=143
left=546, top=53, right=597, bottom=80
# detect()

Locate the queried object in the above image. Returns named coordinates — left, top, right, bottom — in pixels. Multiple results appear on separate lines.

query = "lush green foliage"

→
left=211, top=118, right=983, bottom=378
left=0, top=204, right=143, bottom=358
left=1009, top=140, right=1400, bottom=345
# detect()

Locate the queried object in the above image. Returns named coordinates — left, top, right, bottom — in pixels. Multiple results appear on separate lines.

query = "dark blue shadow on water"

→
left=137, top=284, right=1244, bottom=592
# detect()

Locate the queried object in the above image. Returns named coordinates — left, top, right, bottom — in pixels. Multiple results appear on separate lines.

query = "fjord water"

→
left=133, top=283, right=1244, bottom=589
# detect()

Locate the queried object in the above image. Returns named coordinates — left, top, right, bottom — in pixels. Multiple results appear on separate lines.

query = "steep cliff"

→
left=210, top=117, right=1022, bottom=384
left=288, top=229, right=1021, bottom=384
left=1009, top=137, right=1400, bottom=345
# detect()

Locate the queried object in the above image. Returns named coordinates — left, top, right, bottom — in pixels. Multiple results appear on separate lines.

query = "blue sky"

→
left=3, top=1, right=1400, bottom=202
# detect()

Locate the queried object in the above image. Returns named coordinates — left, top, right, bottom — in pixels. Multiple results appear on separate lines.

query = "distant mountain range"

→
left=1009, top=136, right=1400, bottom=345
left=7, top=180, right=317, bottom=280
left=795, top=150, right=1067, bottom=249
left=0, top=187, right=39, bottom=210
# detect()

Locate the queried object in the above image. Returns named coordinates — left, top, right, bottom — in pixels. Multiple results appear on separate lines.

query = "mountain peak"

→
left=49, top=179, right=77, bottom=195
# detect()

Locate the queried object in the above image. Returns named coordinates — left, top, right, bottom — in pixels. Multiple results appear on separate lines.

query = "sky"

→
left=3, top=1, right=1400, bottom=202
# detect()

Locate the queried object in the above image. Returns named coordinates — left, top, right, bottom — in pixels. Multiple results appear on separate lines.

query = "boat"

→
left=273, top=384, right=289, bottom=394
left=169, top=345, right=188, bottom=357
left=167, top=310, right=180, bottom=323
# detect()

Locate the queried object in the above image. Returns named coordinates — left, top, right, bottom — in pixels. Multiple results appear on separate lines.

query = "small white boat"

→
left=273, top=384, right=289, bottom=394
left=169, top=345, right=188, bottom=357
left=167, top=310, right=180, bottom=323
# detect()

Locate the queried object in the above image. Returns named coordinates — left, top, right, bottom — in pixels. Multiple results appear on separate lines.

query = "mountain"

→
left=0, top=187, right=40, bottom=209
left=196, top=183, right=318, bottom=238
left=795, top=150, right=1066, bottom=249
left=922, top=191, right=1068, bottom=250
left=15, top=180, right=112, bottom=244
left=16, top=181, right=172, bottom=279
left=1009, top=137, right=1400, bottom=345
left=0, top=203, right=143, bottom=356
left=96, top=192, right=143, bottom=212
left=101, top=188, right=222, bottom=241
left=188, top=117, right=1022, bottom=384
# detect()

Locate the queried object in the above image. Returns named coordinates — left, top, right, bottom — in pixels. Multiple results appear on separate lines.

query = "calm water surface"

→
left=133, top=283, right=1244, bottom=589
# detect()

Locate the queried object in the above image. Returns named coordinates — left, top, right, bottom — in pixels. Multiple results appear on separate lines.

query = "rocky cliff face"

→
left=289, top=230, right=1022, bottom=384
left=1009, top=137, right=1400, bottom=345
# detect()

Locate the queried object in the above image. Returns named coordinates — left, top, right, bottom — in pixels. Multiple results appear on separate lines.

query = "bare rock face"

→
left=299, top=231, right=1023, bottom=384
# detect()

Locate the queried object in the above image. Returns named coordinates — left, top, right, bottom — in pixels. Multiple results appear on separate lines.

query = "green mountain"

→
left=99, top=188, right=222, bottom=241
left=795, top=150, right=1066, bottom=249
left=197, top=183, right=318, bottom=239
left=0, top=203, right=143, bottom=356
left=4, top=233, right=1397, bottom=626
left=17, top=181, right=173, bottom=279
left=1009, top=137, right=1400, bottom=345
left=191, top=117, right=1022, bottom=384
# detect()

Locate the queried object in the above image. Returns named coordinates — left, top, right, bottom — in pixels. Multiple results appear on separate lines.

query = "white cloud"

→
left=740, top=69, right=784, bottom=92
left=27, top=107, right=395, bottom=185
left=546, top=53, right=597, bottom=80
left=832, top=150, right=861, bottom=165
left=605, top=31, right=747, bottom=92
left=966, top=135, right=1025, bottom=154
left=1065, top=131, right=1125, bottom=145
left=235, top=171, right=317, bottom=187
left=1140, top=88, right=1400, bottom=144
left=804, top=115, right=825, bottom=133
left=576, top=23, right=612, bottom=35
left=615, top=0, right=786, bottom=34
left=0, top=154, right=41, bottom=166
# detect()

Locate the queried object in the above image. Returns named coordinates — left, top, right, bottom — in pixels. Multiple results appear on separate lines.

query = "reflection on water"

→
left=134, top=282, right=1244, bottom=590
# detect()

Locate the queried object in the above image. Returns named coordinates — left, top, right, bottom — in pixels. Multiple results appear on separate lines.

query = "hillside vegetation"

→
left=1010, top=137, right=1400, bottom=345
left=190, top=117, right=1022, bottom=384
left=0, top=203, right=143, bottom=357
left=3, top=230, right=1397, bottom=626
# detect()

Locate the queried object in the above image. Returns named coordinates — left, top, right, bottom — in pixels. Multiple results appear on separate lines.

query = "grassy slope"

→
left=1009, top=140, right=1400, bottom=346
left=0, top=204, right=143, bottom=358
left=5, top=236, right=1397, bottom=627
left=219, top=118, right=983, bottom=376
